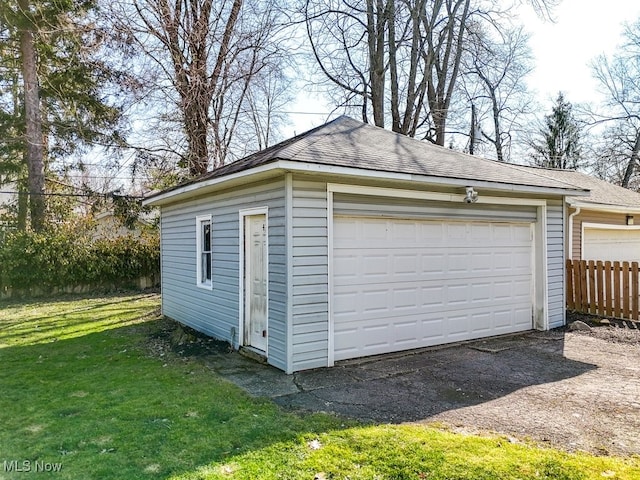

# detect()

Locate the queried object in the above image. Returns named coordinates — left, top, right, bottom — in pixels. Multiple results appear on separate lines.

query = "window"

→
left=196, top=215, right=212, bottom=288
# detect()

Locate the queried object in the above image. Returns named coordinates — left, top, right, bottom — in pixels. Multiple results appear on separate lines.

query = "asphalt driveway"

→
left=177, top=322, right=640, bottom=456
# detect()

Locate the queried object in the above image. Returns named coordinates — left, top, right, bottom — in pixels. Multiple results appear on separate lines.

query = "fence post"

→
left=579, top=260, right=588, bottom=312
left=596, top=261, right=604, bottom=316
left=566, top=260, right=575, bottom=310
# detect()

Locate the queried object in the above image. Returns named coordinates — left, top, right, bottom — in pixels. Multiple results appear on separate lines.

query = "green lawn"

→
left=0, top=293, right=638, bottom=479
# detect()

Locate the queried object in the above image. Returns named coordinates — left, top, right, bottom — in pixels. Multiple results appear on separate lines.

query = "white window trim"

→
left=196, top=214, right=213, bottom=290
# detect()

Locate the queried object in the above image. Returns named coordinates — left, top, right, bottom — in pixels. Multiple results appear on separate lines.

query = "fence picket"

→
left=633, top=263, right=639, bottom=320
left=623, top=262, right=631, bottom=318
left=596, top=261, right=604, bottom=316
left=605, top=261, right=613, bottom=317
left=588, top=261, right=596, bottom=314
left=580, top=260, right=588, bottom=312
left=614, top=262, right=621, bottom=318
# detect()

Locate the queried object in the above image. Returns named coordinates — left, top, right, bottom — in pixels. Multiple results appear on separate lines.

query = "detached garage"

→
left=144, top=116, right=586, bottom=373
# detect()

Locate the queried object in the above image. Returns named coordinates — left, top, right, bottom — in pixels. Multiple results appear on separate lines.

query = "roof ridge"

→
left=506, top=163, right=589, bottom=191
left=278, top=116, right=356, bottom=160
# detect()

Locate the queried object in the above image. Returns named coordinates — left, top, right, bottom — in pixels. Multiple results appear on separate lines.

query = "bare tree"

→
left=112, top=0, right=289, bottom=175
left=305, top=0, right=470, bottom=144
left=590, top=19, right=640, bottom=188
left=462, top=24, right=534, bottom=161
left=304, top=0, right=556, bottom=147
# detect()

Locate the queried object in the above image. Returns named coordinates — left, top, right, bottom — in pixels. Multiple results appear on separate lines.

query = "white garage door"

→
left=583, top=227, right=640, bottom=263
left=333, top=217, right=534, bottom=361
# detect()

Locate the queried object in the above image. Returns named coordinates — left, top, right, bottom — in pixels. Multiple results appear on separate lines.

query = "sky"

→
left=284, top=0, right=640, bottom=137
left=520, top=0, right=640, bottom=106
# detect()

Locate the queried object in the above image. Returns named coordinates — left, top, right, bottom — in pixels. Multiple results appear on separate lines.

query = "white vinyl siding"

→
left=290, top=178, right=329, bottom=371
left=333, top=193, right=538, bottom=222
left=546, top=200, right=565, bottom=329
left=160, top=179, right=287, bottom=371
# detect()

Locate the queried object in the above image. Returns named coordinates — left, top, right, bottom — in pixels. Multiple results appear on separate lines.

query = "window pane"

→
left=206, top=252, right=211, bottom=281
left=202, top=252, right=212, bottom=282
left=203, top=222, right=211, bottom=252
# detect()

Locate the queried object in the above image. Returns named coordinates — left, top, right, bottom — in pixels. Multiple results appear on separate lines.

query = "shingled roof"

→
left=147, top=116, right=587, bottom=203
left=509, top=166, right=640, bottom=209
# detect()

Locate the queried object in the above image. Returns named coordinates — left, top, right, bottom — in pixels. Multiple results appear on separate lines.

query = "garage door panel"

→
left=333, top=217, right=533, bottom=361
left=358, top=253, right=391, bottom=282
left=447, top=314, right=469, bottom=336
left=471, top=312, right=492, bottom=334
left=394, top=288, right=419, bottom=309
left=470, top=223, right=492, bottom=240
left=394, top=254, right=421, bottom=275
left=362, top=290, right=389, bottom=313
left=471, top=283, right=492, bottom=301
left=471, top=253, right=493, bottom=272
left=337, top=278, right=528, bottom=313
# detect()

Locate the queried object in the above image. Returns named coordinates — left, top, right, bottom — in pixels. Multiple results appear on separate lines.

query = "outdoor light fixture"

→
left=627, top=215, right=634, bottom=225
left=464, top=186, right=478, bottom=204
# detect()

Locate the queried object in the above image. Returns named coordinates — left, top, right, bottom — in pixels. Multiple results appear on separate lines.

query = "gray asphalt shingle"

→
left=151, top=116, right=590, bottom=199
left=509, top=166, right=640, bottom=208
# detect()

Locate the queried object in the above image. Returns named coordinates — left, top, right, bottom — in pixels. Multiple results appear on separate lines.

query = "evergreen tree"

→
left=530, top=92, right=582, bottom=169
left=0, top=0, right=126, bottom=231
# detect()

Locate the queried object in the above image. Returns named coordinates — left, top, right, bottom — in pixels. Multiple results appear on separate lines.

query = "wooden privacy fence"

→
left=566, top=259, right=640, bottom=321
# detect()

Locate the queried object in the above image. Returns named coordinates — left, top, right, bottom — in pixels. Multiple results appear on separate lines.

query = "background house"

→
left=144, top=116, right=586, bottom=373
left=510, top=168, right=640, bottom=263
left=91, top=209, right=157, bottom=240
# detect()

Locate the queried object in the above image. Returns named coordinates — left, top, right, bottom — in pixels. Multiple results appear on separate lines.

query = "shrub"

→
left=0, top=226, right=159, bottom=296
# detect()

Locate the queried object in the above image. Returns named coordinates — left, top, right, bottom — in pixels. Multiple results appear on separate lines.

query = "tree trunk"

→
left=424, top=0, right=470, bottom=146
left=183, top=93, right=211, bottom=176
left=490, top=89, right=504, bottom=162
left=469, top=103, right=476, bottom=155
left=16, top=168, right=28, bottom=231
left=621, top=131, right=640, bottom=188
left=18, top=0, right=46, bottom=232
left=366, top=0, right=386, bottom=128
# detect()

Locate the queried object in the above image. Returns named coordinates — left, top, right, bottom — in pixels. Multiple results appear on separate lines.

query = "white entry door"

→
left=333, top=216, right=534, bottom=361
left=244, top=214, right=268, bottom=352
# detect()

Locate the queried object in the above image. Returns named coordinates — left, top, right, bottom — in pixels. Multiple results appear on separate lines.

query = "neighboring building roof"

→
left=510, top=166, right=640, bottom=210
left=145, top=116, right=587, bottom=205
